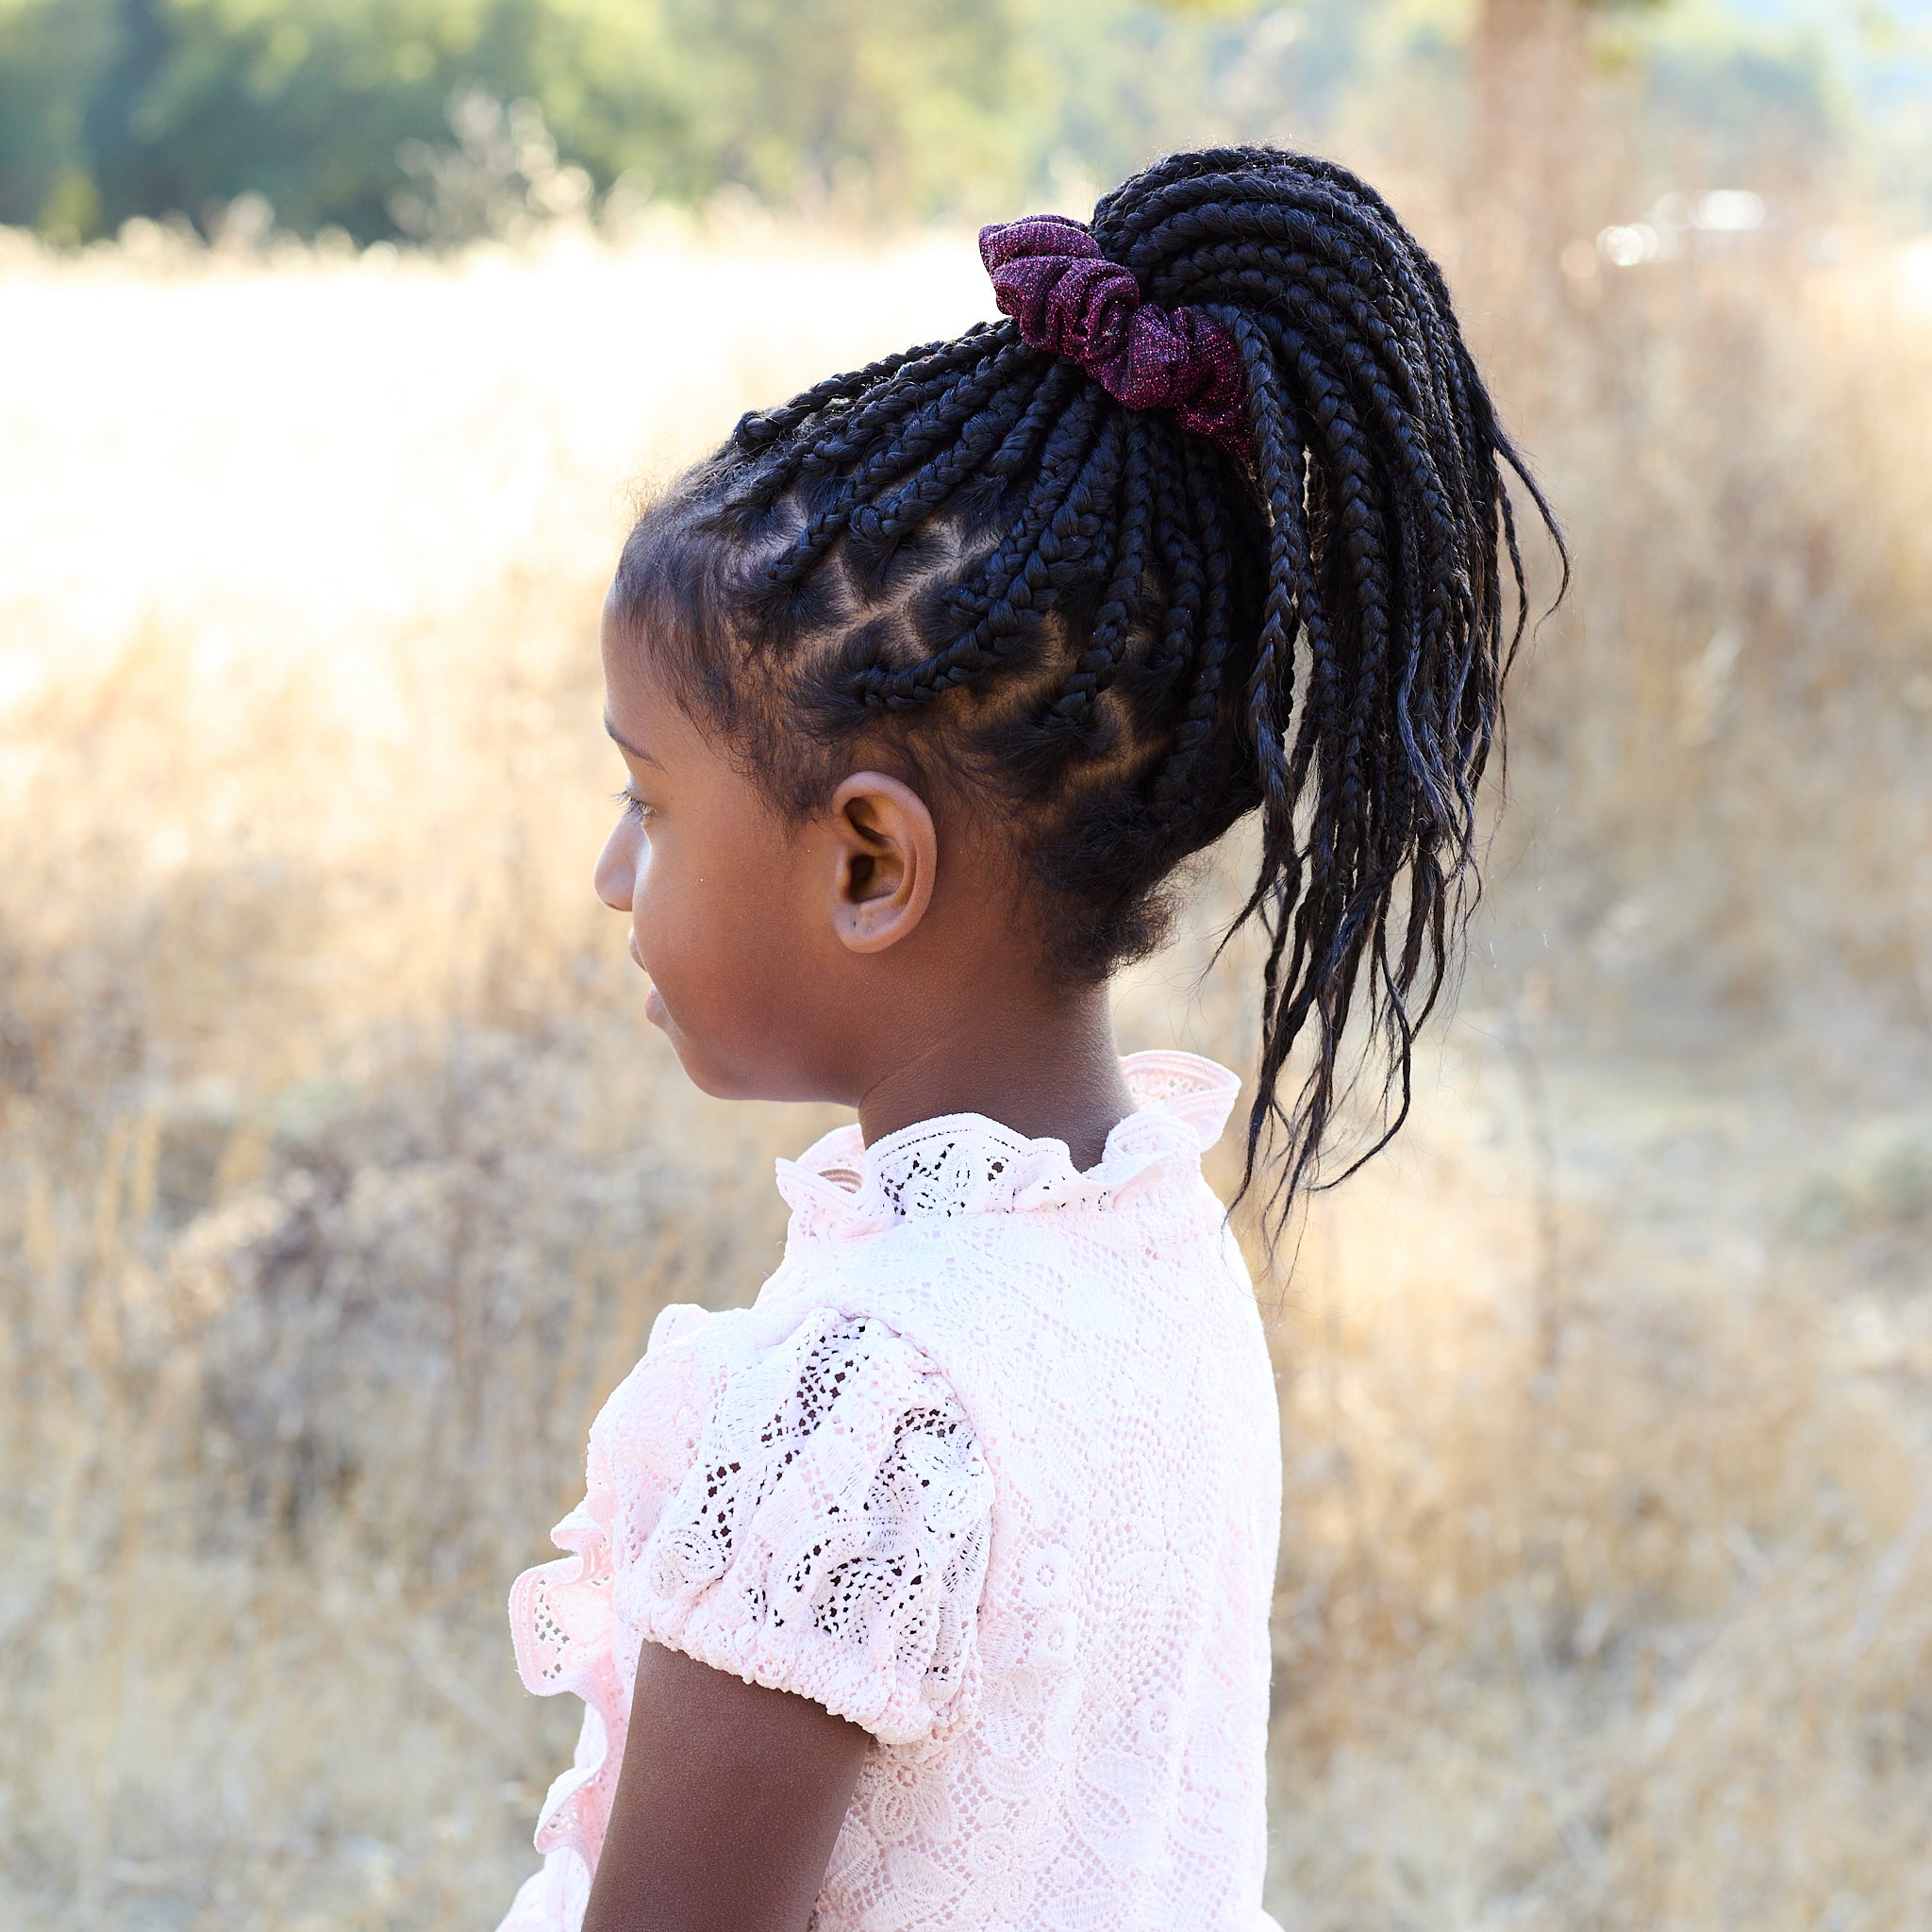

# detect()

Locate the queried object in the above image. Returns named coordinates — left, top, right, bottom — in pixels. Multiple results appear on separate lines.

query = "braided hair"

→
left=614, top=145, right=1564, bottom=1229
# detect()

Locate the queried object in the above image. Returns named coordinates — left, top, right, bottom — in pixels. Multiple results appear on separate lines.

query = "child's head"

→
left=597, top=145, right=1561, bottom=1215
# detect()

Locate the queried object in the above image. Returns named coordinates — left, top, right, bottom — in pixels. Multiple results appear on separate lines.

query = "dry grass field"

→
left=2, top=175, right=1931, bottom=1931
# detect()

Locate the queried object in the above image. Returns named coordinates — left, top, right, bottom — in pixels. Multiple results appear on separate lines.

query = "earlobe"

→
left=828, top=772, right=937, bottom=955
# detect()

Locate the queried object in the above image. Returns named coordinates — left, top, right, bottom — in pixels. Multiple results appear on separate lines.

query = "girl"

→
left=497, top=145, right=1557, bottom=1932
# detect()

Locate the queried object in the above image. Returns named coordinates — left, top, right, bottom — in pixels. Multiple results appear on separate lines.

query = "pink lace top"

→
left=496, top=1052, right=1283, bottom=1932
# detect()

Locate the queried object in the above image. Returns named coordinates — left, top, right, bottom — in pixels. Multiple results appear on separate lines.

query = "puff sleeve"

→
left=617, top=1307, right=994, bottom=1748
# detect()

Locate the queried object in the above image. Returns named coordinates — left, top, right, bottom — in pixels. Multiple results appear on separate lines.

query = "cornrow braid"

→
left=614, top=145, right=1564, bottom=1232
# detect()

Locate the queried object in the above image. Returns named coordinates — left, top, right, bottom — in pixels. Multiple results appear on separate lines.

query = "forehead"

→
left=601, top=584, right=675, bottom=710
left=600, top=584, right=761, bottom=802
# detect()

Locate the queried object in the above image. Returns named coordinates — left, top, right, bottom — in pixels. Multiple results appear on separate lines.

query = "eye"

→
left=612, top=789, right=654, bottom=826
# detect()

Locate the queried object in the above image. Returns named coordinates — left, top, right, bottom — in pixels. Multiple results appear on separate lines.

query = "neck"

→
left=856, top=979, right=1133, bottom=1170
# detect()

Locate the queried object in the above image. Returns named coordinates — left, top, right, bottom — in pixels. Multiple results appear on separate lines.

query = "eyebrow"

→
left=603, top=712, right=661, bottom=767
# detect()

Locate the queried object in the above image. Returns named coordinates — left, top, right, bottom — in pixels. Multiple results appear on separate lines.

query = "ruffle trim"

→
left=506, top=1493, right=626, bottom=1885
left=501, top=1301, right=708, bottom=1901
left=776, top=1049, right=1240, bottom=1236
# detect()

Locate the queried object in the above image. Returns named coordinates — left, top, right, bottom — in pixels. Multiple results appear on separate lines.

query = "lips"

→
left=626, top=929, right=667, bottom=1028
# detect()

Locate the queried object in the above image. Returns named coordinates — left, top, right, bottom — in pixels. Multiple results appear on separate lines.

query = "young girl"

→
left=497, top=145, right=1556, bottom=1932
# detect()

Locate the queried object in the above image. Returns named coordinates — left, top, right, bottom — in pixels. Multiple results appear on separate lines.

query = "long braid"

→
left=616, top=144, right=1563, bottom=1231
left=731, top=330, right=970, bottom=451
left=1051, top=421, right=1155, bottom=732
left=754, top=341, right=1029, bottom=600
left=1147, top=433, right=1240, bottom=829
left=1139, top=423, right=1205, bottom=720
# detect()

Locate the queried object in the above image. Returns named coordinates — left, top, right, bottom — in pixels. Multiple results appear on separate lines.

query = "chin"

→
left=672, top=1053, right=758, bottom=1102
left=658, top=1019, right=830, bottom=1108
left=657, top=1018, right=768, bottom=1102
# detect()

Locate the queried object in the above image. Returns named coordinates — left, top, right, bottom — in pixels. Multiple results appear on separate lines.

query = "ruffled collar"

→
left=775, top=1051, right=1240, bottom=1237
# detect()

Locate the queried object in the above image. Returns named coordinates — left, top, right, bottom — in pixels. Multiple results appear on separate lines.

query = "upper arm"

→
left=583, top=1641, right=870, bottom=1932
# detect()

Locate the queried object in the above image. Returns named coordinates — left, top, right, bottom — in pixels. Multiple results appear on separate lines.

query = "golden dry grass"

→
left=1, top=190, right=1930, bottom=1931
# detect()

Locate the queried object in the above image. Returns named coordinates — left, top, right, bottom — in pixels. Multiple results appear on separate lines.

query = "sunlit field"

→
left=3, top=186, right=1931, bottom=1930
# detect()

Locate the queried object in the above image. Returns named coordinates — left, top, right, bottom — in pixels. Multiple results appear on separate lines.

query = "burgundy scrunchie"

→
left=979, top=213, right=1251, bottom=461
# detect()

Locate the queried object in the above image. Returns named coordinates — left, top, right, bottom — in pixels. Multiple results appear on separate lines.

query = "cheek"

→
left=630, top=834, right=824, bottom=1086
left=629, top=833, right=750, bottom=994
left=626, top=835, right=677, bottom=958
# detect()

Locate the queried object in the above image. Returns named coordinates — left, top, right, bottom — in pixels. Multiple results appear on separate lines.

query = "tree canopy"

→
left=3, top=0, right=1028, bottom=240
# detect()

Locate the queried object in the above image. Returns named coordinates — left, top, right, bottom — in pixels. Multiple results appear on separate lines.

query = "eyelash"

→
left=612, top=790, right=653, bottom=825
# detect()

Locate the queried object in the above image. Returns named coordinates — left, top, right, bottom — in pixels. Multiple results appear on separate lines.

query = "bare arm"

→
left=582, top=1641, right=871, bottom=1932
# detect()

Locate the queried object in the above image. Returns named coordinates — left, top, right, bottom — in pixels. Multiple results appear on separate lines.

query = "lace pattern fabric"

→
left=498, top=1052, right=1283, bottom=1932
left=619, top=1308, right=993, bottom=1745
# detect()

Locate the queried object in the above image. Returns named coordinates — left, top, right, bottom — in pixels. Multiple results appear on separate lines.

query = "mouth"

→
left=627, top=930, right=667, bottom=1029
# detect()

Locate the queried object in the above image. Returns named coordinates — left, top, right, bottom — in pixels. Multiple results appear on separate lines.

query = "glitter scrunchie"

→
left=978, top=213, right=1251, bottom=460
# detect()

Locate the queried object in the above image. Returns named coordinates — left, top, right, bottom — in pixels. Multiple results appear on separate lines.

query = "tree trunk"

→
left=1471, top=0, right=1591, bottom=256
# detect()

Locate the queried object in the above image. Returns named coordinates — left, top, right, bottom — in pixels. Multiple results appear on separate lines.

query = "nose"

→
left=594, top=818, right=637, bottom=912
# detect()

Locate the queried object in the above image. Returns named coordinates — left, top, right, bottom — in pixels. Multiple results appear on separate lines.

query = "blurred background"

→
left=3, top=0, right=1931, bottom=1926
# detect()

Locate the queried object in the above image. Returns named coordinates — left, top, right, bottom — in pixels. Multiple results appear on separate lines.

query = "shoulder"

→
left=591, top=1294, right=977, bottom=1491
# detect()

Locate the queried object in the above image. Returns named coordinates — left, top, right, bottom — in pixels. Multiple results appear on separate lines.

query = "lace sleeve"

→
left=612, top=1308, right=994, bottom=1748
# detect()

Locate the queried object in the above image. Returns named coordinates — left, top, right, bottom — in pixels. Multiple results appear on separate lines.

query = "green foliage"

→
left=0, top=0, right=1016, bottom=240
left=0, top=0, right=117, bottom=238
left=617, top=0, right=1012, bottom=211
left=2, top=0, right=523, bottom=237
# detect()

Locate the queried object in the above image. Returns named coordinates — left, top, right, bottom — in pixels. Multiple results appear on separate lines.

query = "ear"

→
left=825, top=771, right=938, bottom=955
